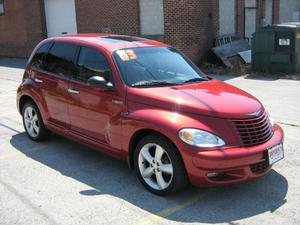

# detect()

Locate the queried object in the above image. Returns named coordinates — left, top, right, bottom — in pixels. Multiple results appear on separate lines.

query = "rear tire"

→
left=134, top=134, right=188, bottom=195
left=22, top=101, right=50, bottom=142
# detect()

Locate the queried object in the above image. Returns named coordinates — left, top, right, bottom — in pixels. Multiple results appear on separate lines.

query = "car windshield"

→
left=113, top=47, right=207, bottom=87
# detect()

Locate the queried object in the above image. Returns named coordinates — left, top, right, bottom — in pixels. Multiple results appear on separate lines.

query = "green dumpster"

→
left=252, top=23, right=300, bottom=73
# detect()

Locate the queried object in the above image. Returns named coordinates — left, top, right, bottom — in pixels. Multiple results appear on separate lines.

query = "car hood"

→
left=127, top=80, right=263, bottom=119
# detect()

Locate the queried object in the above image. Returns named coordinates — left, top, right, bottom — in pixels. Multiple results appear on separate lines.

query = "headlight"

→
left=178, top=128, right=225, bottom=147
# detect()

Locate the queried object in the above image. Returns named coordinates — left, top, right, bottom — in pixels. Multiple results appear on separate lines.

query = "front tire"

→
left=22, top=101, right=49, bottom=141
left=134, top=134, right=188, bottom=195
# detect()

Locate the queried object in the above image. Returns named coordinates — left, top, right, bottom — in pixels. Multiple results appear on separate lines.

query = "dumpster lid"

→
left=275, top=22, right=300, bottom=28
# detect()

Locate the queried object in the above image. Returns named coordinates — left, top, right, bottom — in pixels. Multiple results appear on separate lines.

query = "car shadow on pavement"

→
left=210, top=74, right=280, bottom=82
left=10, top=132, right=288, bottom=224
left=0, top=57, right=27, bottom=69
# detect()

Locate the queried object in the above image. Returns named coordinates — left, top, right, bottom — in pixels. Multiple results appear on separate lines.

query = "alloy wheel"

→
left=24, top=106, right=40, bottom=138
left=138, top=143, right=173, bottom=190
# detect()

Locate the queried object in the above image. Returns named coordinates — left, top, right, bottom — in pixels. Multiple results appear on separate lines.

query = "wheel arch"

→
left=127, top=128, right=185, bottom=171
left=19, top=95, right=35, bottom=115
left=18, top=94, right=47, bottom=125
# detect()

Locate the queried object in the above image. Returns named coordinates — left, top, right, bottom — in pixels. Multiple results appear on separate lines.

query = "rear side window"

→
left=31, top=42, right=52, bottom=70
left=75, top=47, right=111, bottom=83
left=44, top=42, right=78, bottom=77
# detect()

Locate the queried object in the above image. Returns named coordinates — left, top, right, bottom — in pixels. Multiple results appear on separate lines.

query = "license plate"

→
left=268, top=144, right=284, bottom=165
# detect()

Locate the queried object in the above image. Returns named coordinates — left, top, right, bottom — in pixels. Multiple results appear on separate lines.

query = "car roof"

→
left=46, top=33, right=169, bottom=53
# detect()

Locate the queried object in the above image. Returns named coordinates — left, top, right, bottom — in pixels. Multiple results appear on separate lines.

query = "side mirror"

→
left=87, top=76, right=114, bottom=90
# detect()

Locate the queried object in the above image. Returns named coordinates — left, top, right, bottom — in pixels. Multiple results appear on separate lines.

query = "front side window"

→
left=44, top=42, right=77, bottom=77
left=0, top=0, right=4, bottom=16
left=113, top=47, right=207, bottom=87
left=75, top=47, right=111, bottom=83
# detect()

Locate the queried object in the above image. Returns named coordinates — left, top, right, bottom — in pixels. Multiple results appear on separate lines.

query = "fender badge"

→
left=248, top=110, right=262, bottom=117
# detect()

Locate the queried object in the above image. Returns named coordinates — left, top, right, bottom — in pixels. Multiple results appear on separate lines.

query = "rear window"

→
left=44, top=42, right=78, bottom=77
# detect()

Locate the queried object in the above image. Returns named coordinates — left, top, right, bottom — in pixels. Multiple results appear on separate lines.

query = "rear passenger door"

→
left=68, top=46, right=125, bottom=147
left=31, top=42, right=78, bottom=130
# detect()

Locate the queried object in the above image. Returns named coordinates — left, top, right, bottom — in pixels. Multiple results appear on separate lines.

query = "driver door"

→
left=68, top=46, right=125, bottom=147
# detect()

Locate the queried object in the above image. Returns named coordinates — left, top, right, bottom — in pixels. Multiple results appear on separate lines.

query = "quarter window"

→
left=31, top=42, right=53, bottom=70
left=75, top=47, right=111, bottom=83
left=44, top=42, right=78, bottom=77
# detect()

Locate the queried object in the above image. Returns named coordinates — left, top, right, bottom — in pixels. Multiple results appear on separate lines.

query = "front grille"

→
left=250, top=160, right=270, bottom=174
left=232, top=112, right=273, bottom=147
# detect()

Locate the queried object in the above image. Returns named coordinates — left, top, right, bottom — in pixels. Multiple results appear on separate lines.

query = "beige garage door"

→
left=44, top=0, right=78, bottom=37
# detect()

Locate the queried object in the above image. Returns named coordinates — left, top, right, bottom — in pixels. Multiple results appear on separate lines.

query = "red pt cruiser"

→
left=17, top=34, right=284, bottom=195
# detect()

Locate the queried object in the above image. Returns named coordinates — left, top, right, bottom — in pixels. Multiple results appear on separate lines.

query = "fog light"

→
left=207, top=172, right=220, bottom=178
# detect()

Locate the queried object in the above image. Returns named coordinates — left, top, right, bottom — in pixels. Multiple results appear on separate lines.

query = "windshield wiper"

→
left=183, top=77, right=208, bottom=84
left=131, top=80, right=179, bottom=87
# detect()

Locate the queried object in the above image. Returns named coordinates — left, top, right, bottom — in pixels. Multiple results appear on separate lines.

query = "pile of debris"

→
left=212, top=34, right=251, bottom=69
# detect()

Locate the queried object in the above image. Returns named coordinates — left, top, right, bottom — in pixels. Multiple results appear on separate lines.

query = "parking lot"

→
left=0, top=58, right=300, bottom=225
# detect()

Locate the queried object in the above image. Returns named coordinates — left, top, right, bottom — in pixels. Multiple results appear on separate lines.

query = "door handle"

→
left=67, top=88, right=79, bottom=95
left=112, top=99, right=124, bottom=105
left=34, top=78, right=43, bottom=83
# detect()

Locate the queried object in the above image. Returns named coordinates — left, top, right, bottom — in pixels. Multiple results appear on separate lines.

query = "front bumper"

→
left=183, top=124, right=284, bottom=187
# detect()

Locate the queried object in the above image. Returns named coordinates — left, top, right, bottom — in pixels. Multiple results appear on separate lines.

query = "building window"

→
left=139, top=0, right=164, bottom=36
left=219, top=0, right=236, bottom=35
left=0, top=0, right=4, bottom=16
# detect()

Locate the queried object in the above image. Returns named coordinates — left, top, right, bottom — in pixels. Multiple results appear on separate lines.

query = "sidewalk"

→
left=0, top=58, right=27, bottom=82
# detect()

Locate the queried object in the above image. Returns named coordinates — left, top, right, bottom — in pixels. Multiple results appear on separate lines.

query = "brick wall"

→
left=23, top=0, right=47, bottom=54
left=75, top=0, right=219, bottom=63
left=273, top=0, right=280, bottom=23
left=0, top=0, right=219, bottom=61
left=256, top=0, right=266, bottom=26
left=0, top=0, right=280, bottom=61
left=236, top=0, right=246, bottom=36
left=0, top=0, right=27, bottom=57
left=0, top=0, right=46, bottom=58
left=163, top=0, right=219, bottom=64
left=5, top=0, right=284, bottom=63
left=75, top=0, right=140, bottom=35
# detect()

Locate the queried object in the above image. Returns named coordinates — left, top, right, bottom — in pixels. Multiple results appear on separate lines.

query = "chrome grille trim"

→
left=232, top=112, right=273, bottom=147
